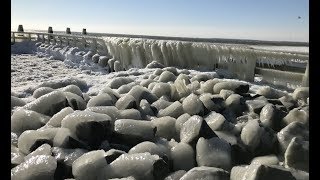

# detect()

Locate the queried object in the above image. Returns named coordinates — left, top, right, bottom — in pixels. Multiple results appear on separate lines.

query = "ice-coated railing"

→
left=11, top=31, right=308, bottom=86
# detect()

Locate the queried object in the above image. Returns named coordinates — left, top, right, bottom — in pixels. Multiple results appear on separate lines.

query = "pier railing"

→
left=11, top=31, right=308, bottom=87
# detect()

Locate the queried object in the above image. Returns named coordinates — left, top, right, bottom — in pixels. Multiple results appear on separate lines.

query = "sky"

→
left=11, top=0, right=309, bottom=42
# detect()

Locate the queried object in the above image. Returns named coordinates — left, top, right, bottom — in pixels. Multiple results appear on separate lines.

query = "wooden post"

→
left=42, top=34, right=45, bottom=43
left=28, top=33, right=31, bottom=41
left=66, top=27, right=71, bottom=34
left=82, top=28, right=87, bottom=35
left=18, top=25, right=24, bottom=32
left=301, top=62, right=309, bottom=87
left=12, top=32, right=15, bottom=44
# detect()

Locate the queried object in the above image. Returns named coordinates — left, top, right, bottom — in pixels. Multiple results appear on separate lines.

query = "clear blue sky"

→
left=11, top=0, right=309, bottom=42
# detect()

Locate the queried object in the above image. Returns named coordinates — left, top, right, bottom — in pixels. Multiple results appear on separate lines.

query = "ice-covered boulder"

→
left=11, top=155, right=57, bottom=180
left=92, top=54, right=100, bottom=63
left=196, top=137, right=231, bottom=170
left=129, top=141, right=170, bottom=159
left=213, top=81, right=249, bottom=94
left=61, top=111, right=112, bottom=148
left=11, top=96, right=26, bottom=109
left=104, top=152, right=169, bottom=180
left=85, top=106, right=119, bottom=121
left=98, top=56, right=109, bottom=67
left=158, top=101, right=184, bottom=118
left=284, top=137, right=309, bottom=172
left=11, top=109, right=50, bottom=135
left=24, top=90, right=67, bottom=116
left=292, top=87, right=309, bottom=102
left=114, top=60, right=122, bottom=72
left=151, top=82, right=172, bottom=98
left=72, top=150, right=107, bottom=180
left=180, top=115, right=217, bottom=145
left=33, top=87, right=55, bottom=99
left=171, top=142, right=195, bottom=171
left=46, top=107, right=74, bottom=127
left=146, top=61, right=165, bottom=68
left=159, top=71, right=176, bottom=82
left=62, top=84, right=83, bottom=98
left=204, top=111, right=235, bottom=131
left=182, top=93, right=204, bottom=115
left=117, top=109, right=142, bottom=120
left=139, top=99, right=155, bottom=118
left=199, top=79, right=220, bottom=94
left=283, top=106, right=309, bottom=126
left=256, top=86, right=286, bottom=99
left=18, top=128, right=59, bottom=154
left=225, top=94, right=246, bottom=116
left=180, top=166, right=229, bottom=180
left=24, top=143, right=52, bottom=161
left=277, top=122, right=309, bottom=154
left=113, top=119, right=156, bottom=146
left=11, top=145, right=25, bottom=167
left=164, top=170, right=186, bottom=180
left=127, top=85, right=158, bottom=104
left=230, top=164, right=296, bottom=180
left=151, top=116, right=176, bottom=140
left=199, top=94, right=225, bottom=113
left=245, top=99, right=267, bottom=114
left=108, top=77, right=134, bottom=89
left=175, top=113, right=191, bottom=140
left=219, top=89, right=234, bottom=100
left=260, top=103, right=287, bottom=131
left=65, top=92, right=86, bottom=110
left=115, top=94, right=137, bottom=110
left=87, top=93, right=114, bottom=107
left=151, top=98, right=173, bottom=114
left=250, top=154, right=280, bottom=166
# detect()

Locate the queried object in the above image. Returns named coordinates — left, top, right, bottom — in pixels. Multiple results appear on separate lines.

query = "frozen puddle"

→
left=11, top=42, right=309, bottom=180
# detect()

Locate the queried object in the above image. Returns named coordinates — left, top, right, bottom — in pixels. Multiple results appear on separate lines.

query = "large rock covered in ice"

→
left=250, top=154, right=280, bottom=166
left=113, top=119, right=156, bottom=146
left=64, top=92, right=86, bottom=110
left=164, top=170, right=186, bottom=180
left=182, top=93, right=204, bottom=115
left=171, top=142, right=195, bottom=171
left=199, top=79, right=220, bottom=94
left=32, top=87, right=55, bottom=98
left=72, top=150, right=108, bottom=180
left=204, top=111, right=234, bottom=131
left=108, top=77, right=134, bottom=89
left=24, top=143, right=52, bottom=161
left=18, top=128, right=59, bottom=154
left=127, top=85, right=158, bottom=104
left=277, top=122, right=309, bottom=153
left=256, top=86, right=286, bottom=99
left=62, top=84, right=83, bottom=98
left=180, top=166, right=229, bottom=180
left=129, top=141, right=170, bottom=159
left=230, top=164, right=296, bottom=180
left=292, top=87, right=309, bottom=102
left=23, top=90, right=67, bottom=116
left=151, top=116, right=176, bottom=140
left=146, top=61, right=165, bottom=68
left=46, top=107, right=74, bottom=127
left=104, top=152, right=169, bottom=180
left=11, top=96, right=26, bottom=109
left=11, top=109, right=50, bottom=135
left=158, top=101, right=184, bottom=118
left=115, top=94, right=137, bottom=110
left=159, top=71, right=177, bottom=82
left=151, top=82, right=172, bottom=98
left=283, top=106, right=309, bottom=126
left=87, top=93, right=115, bottom=107
left=180, top=115, right=217, bottom=145
left=11, top=155, right=57, bottom=180
left=199, top=94, right=225, bottom=113
left=196, top=137, right=231, bottom=170
left=260, top=103, right=287, bottom=131
left=213, top=81, right=249, bottom=94
left=284, top=137, right=309, bottom=172
left=61, top=110, right=112, bottom=148
left=85, top=106, right=119, bottom=121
